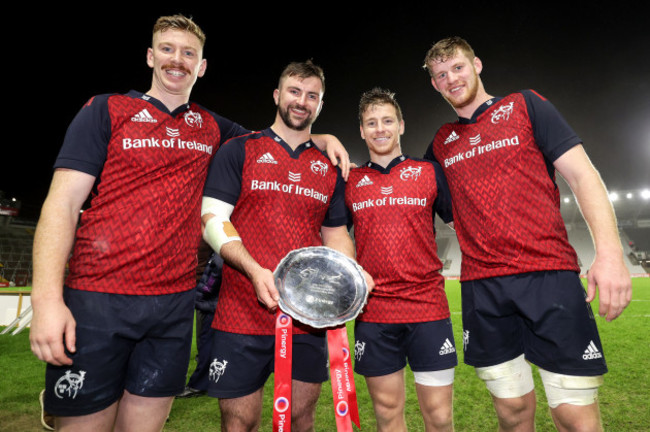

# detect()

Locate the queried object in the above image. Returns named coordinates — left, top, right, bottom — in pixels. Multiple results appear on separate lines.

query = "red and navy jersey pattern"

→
left=345, top=156, right=452, bottom=323
left=203, top=129, right=346, bottom=335
left=56, top=91, right=248, bottom=295
left=425, top=90, right=580, bottom=281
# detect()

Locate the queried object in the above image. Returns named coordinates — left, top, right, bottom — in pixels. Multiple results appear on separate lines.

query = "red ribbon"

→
left=273, top=311, right=293, bottom=432
left=328, top=325, right=361, bottom=430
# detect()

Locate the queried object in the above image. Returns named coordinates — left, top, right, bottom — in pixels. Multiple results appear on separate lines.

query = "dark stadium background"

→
left=3, top=3, right=649, bottom=221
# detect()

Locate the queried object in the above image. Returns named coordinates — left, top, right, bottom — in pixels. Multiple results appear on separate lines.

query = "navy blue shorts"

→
left=461, top=271, right=607, bottom=376
left=207, top=330, right=329, bottom=398
left=44, top=287, right=194, bottom=416
left=353, top=319, right=458, bottom=377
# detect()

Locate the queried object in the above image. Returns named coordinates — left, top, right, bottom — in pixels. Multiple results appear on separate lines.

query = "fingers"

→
left=363, top=270, right=375, bottom=293
left=29, top=305, right=76, bottom=366
left=252, top=268, right=279, bottom=311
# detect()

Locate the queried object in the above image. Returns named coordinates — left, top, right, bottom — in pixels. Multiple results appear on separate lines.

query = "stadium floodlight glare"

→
left=642, top=189, right=650, bottom=200
left=609, top=192, right=619, bottom=202
left=563, top=197, right=571, bottom=204
left=626, top=193, right=633, bottom=199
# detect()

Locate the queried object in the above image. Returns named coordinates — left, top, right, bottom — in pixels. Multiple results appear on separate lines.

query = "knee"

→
left=428, top=406, right=453, bottom=431
left=372, top=393, right=404, bottom=419
left=493, top=392, right=537, bottom=430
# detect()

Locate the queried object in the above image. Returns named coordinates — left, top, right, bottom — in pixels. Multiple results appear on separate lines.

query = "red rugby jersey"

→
left=56, top=91, right=246, bottom=294
left=203, top=129, right=346, bottom=335
left=345, top=156, right=452, bottom=323
left=427, top=91, right=580, bottom=281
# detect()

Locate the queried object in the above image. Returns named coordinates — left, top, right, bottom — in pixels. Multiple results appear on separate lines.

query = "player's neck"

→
left=370, top=150, right=402, bottom=169
left=146, top=86, right=191, bottom=113
left=455, top=89, right=493, bottom=119
left=270, top=121, right=312, bottom=150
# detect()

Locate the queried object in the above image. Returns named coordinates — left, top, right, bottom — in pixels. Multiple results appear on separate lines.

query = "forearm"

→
left=566, top=168, right=622, bottom=257
left=321, top=226, right=356, bottom=259
left=31, top=202, right=79, bottom=305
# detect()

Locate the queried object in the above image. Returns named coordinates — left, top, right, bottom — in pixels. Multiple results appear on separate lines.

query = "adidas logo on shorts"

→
left=439, top=338, right=456, bottom=355
left=582, top=340, right=603, bottom=360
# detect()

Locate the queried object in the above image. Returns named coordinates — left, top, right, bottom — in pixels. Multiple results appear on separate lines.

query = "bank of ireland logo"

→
left=342, top=347, right=350, bottom=362
left=209, top=358, right=228, bottom=383
left=400, top=165, right=422, bottom=181
left=184, top=110, right=204, bottom=128
left=491, top=102, right=514, bottom=124
left=54, top=370, right=86, bottom=399
left=336, top=400, right=349, bottom=417
left=276, top=313, right=292, bottom=327
left=274, top=396, right=290, bottom=413
left=354, top=340, right=366, bottom=361
left=310, top=160, right=329, bottom=176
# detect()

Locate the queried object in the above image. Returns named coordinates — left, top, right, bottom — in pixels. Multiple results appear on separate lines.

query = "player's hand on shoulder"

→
left=29, top=299, right=76, bottom=366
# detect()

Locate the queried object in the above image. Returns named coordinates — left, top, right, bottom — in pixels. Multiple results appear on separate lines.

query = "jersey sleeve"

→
left=432, top=160, right=453, bottom=223
left=54, top=94, right=112, bottom=177
left=522, top=89, right=582, bottom=162
left=321, top=168, right=348, bottom=228
left=203, top=136, right=247, bottom=205
left=207, top=111, right=250, bottom=144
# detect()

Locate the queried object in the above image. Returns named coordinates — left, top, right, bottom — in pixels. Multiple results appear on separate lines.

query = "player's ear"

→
left=474, top=56, right=483, bottom=75
left=198, top=58, right=207, bottom=78
left=430, top=76, right=440, bottom=93
left=146, top=48, right=154, bottom=68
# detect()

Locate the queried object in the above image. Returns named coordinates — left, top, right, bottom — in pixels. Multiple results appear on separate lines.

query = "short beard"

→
left=278, top=104, right=313, bottom=131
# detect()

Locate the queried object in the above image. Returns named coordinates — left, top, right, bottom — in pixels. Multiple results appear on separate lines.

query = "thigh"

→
left=461, top=278, right=525, bottom=367
left=365, top=369, right=406, bottom=407
left=521, top=271, right=608, bottom=376
left=353, top=322, right=407, bottom=376
left=291, top=333, right=329, bottom=383
left=44, top=289, right=136, bottom=417
left=406, top=319, right=458, bottom=372
left=125, top=290, right=195, bottom=397
left=207, top=331, right=274, bottom=398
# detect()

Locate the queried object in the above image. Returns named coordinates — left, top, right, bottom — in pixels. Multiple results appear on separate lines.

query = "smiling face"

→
left=146, top=29, right=207, bottom=104
left=360, top=103, right=404, bottom=164
left=428, top=48, right=489, bottom=118
left=274, top=75, right=324, bottom=131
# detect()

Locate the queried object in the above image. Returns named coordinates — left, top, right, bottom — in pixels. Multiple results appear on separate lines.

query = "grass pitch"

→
left=1, top=278, right=648, bottom=431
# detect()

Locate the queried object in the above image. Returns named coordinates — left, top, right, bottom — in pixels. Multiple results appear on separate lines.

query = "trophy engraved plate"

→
left=274, top=246, right=368, bottom=328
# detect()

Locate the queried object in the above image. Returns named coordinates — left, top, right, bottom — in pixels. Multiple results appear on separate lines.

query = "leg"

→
left=539, top=368, right=604, bottom=432
left=475, top=355, right=536, bottom=432
left=218, top=388, right=264, bottom=432
left=56, top=401, right=119, bottom=432
left=550, top=403, right=603, bottom=432
left=491, top=391, right=537, bottom=432
left=415, top=382, right=454, bottom=432
left=291, top=379, right=323, bottom=432
left=113, top=391, right=173, bottom=432
left=365, top=369, right=407, bottom=432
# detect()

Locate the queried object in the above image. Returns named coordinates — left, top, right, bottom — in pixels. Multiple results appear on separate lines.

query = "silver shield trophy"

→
left=274, top=246, right=369, bottom=328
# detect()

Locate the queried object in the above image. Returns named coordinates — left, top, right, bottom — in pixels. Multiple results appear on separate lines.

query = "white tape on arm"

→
left=201, top=197, right=241, bottom=253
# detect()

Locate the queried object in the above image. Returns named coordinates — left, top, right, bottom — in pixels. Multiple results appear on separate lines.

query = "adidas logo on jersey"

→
left=257, top=152, right=278, bottom=164
left=444, top=131, right=459, bottom=144
left=439, top=338, right=456, bottom=355
left=131, top=109, right=158, bottom=123
left=582, top=341, right=603, bottom=360
left=355, top=175, right=373, bottom=187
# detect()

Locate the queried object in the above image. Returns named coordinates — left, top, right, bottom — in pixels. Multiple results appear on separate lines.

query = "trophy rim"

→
left=273, top=246, right=368, bottom=328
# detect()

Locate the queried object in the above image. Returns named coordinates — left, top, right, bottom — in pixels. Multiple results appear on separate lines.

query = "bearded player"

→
left=422, top=36, right=631, bottom=432
left=200, top=60, right=374, bottom=432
